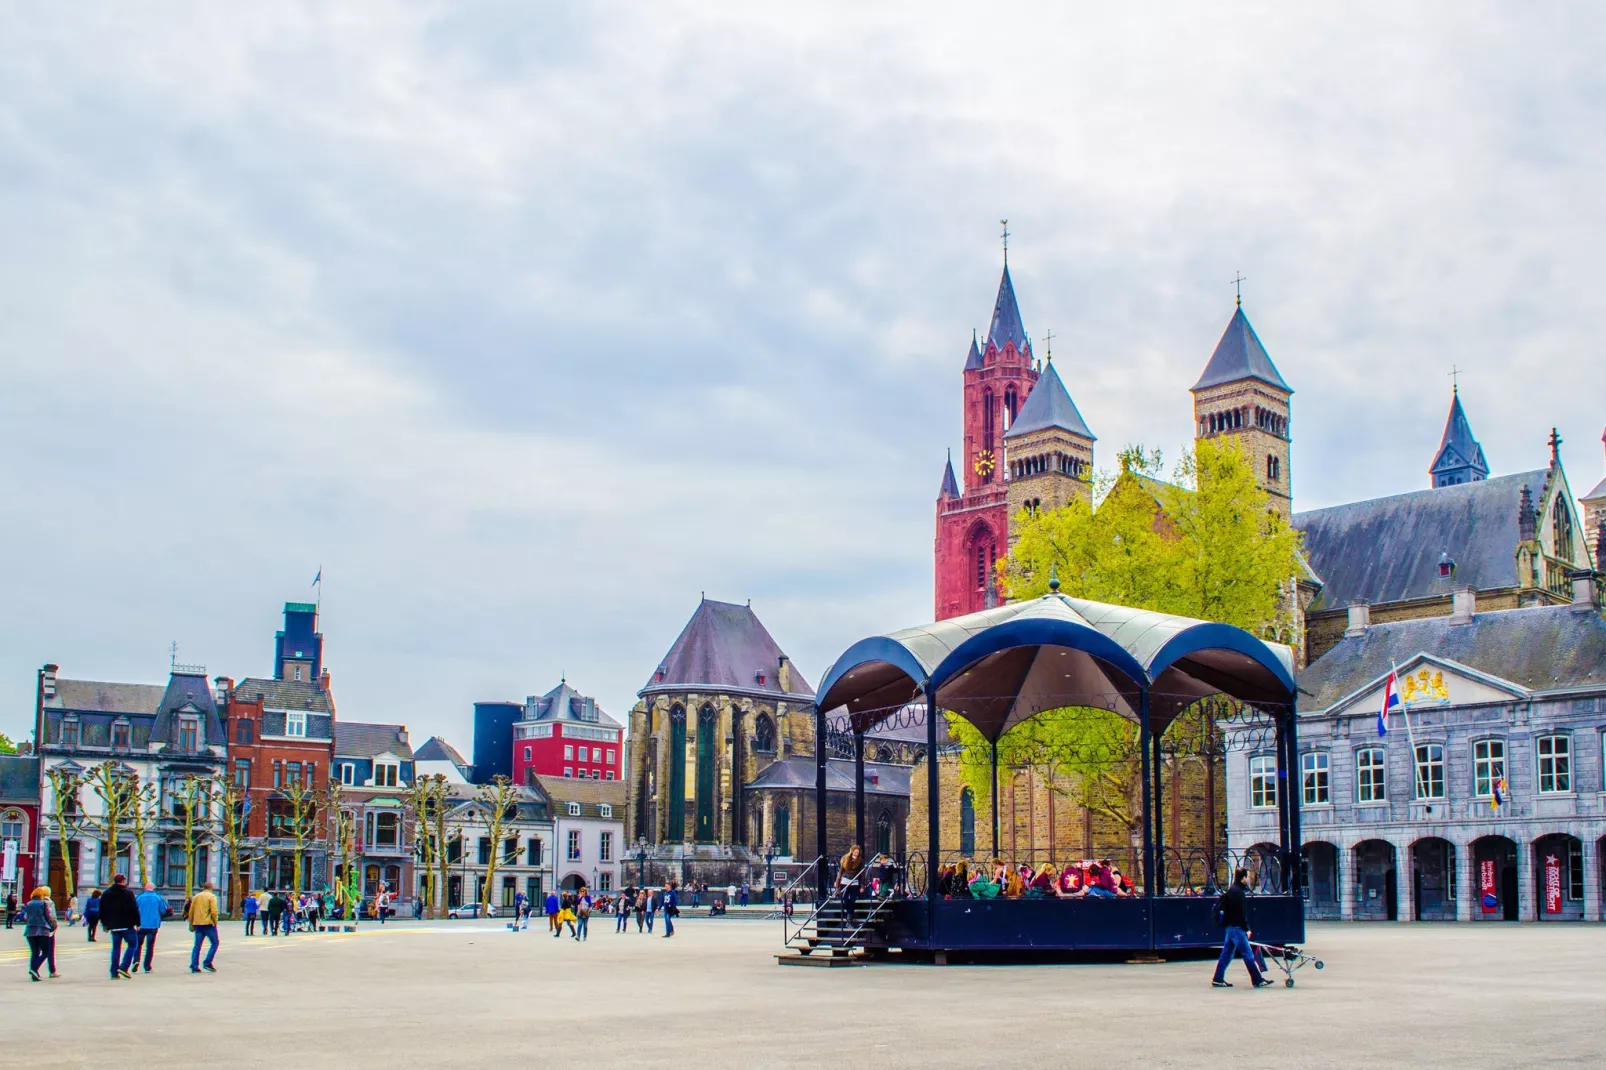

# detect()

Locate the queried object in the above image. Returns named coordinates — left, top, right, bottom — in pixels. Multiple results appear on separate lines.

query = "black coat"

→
left=98, top=884, right=141, bottom=931
left=1216, top=884, right=1249, bottom=929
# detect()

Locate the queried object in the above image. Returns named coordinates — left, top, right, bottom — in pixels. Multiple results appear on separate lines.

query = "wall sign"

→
left=1479, top=859, right=1498, bottom=914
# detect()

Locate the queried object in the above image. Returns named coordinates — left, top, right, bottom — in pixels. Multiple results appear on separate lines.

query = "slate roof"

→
left=529, top=774, right=625, bottom=819
left=1584, top=473, right=1606, bottom=502
left=938, top=453, right=960, bottom=499
left=1293, top=469, right=1548, bottom=612
left=414, top=736, right=468, bottom=766
left=746, top=757, right=912, bottom=797
left=525, top=681, right=621, bottom=729
left=1190, top=307, right=1290, bottom=393
left=151, top=669, right=224, bottom=748
left=1003, top=359, right=1095, bottom=441
left=0, top=755, right=40, bottom=803
left=963, top=332, right=983, bottom=371
left=233, top=677, right=334, bottom=713
left=643, top=599, right=815, bottom=698
left=46, top=679, right=165, bottom=716
left=1298, top=604, right=1606, bottom=712
left=986, top=265, right=1029, bottom=352
left=334, top=722, right=412, bottom=760
left=1428, top=390, right=1490, bottom=483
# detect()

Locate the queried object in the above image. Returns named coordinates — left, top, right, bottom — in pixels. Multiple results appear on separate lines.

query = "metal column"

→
left=854, top=728, right=866, bottom=851
left=814, top=702, right=828, bottom=900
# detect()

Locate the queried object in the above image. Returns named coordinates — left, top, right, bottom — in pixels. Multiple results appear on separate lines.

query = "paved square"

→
left=2, top=918, right=1599, bottom=1068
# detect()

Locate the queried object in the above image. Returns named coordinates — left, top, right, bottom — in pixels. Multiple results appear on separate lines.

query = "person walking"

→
left=187, top=881, right=221, bottom=974
left=23, top=887, right=59, bottom=981
left=83, top=888, right=102, bottom=941
left=552, top=896, right=577, bottom=940
left=739, top=883, right=749, bottom=908
left=266, top=890, right=284, bottom=936
left=66, top=892, right=79, bottom=928
left=99, top=874, right=141, bottom=979
left=544, top=890, right=560, bottom=934
left=242, top=889, right=259, bottom=935
left=662, top=881, right=678, bottom=938
left=513, top=890, right=526, bottom=931
left=575, top=892, right=591, bottom=941
left=134, top=882, right=171, bottom=973
left=615, top=891, right=631, bottom=933
left=5, top=890, right=18, bottom=929
left=376, top=889, right=390, bottom=925
left=1211, top=868, right=1271, bottom=989
left=644, top=887, right=657, bottom=933
left=634, top=889, right=646, bottom=932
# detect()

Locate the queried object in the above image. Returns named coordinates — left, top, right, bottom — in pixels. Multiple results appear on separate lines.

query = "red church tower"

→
left=934, top=258, right=1040, bottom=619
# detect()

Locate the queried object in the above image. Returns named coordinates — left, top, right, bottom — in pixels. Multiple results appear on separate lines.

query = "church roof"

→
left=1428, top=390, right=1490, bottom=483
left=1190, top=306, right=1290, bottom=393
left=1582, top=431, right=1606, bottom=502
left=1298, top=604, right=1606, bottom=712
left=642, top=598, right=815, bottom=698
left=963, top=332, right=983, bottom=371
left=1003, top=359, right=1095, bottom=441
left=938, top=453, right=960, bottom=499
left=986, top=264, right=1029, bottom=353
left=1293, top=469, right=1548, bottom=612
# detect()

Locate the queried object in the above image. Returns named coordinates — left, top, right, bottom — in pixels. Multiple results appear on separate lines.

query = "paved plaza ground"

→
left=2, top=917, right=1600, bottom=1068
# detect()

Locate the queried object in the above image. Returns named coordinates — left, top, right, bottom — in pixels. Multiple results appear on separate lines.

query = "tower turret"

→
left=1428, top=387, right=1491, bottom=488
left=1191, top=304, right=1293, bottom=516
left=1004, top=357, right=1095, bottom=531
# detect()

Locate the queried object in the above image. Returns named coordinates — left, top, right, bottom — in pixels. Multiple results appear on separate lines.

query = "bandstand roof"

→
left=815, top=593, right=1294, bottom=741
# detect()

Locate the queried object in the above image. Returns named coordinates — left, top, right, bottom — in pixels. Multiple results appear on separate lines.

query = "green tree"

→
left=0, top=732, right=18, bottom=754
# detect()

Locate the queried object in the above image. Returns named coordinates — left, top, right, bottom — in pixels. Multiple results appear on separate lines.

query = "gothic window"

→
left=983, top=389, right=995, bottom=455
left=875, top=809, right=892, bottom=856
left=959, top=788, right=976, bottom=856
left=774, top=807, right=790, bottom=856
left=1004, top=385, right=1018, bottom=428
left=754, top=714, right=775, bottom=752
left=1552, top=497, right=1575, bottom=561
left=667, top=706, right=687, bottom=839
left=976, top=544, right=987, bottom=589
left=874, top=745, right=894, bottom=763
left=694, top=705, right=716, bottom=841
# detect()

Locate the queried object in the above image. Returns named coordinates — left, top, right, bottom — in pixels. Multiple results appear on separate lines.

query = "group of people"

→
left=512, top=882, right=684, bottom=940
left=933, top=858, right=1137, bottom=899
left=15, top=873, right=222, bottom=981
left=240, top=889, right=325, bottom=935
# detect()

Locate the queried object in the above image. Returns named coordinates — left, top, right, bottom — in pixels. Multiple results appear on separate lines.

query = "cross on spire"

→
left=1449, top=364, right=1460, bottom=394
left=1043, top=328, right=1054, bottom=363
left=1549, top=427, right=1563, bottom=465
left=1000, top=218, right=1010, bottom=262
left=1232, top=271, right=1247, bottom=307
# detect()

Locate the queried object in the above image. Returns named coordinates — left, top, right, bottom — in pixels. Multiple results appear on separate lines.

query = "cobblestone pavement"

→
left=2, top=919, right=1599, bottom=1068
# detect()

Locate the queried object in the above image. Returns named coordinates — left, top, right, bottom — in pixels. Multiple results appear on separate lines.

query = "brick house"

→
left=1, top=754, right=41, bottom=903
left=509, top=680, right=623, bottom=784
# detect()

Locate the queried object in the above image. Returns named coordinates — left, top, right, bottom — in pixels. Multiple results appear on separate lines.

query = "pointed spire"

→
left=938, top=450, right=960, bottom=499
left=1191, top=306, right=1289, bottom=393
left=986, top=264, right=1029, bottom=354
left=1003, top=360, right=1095, bottom=441
left=963, top=330, right=983, bottom=371
left=1429, top=389, right=1490, bottom=487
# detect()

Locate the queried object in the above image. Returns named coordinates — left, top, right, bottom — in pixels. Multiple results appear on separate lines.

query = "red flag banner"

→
left=1480, top=859, right=1499, bottom=914
left=1543, top=853, right=1563, bottom=915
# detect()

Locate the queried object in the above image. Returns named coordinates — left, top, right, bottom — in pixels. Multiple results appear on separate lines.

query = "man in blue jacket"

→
left=135, top=882, right=172, bottom=973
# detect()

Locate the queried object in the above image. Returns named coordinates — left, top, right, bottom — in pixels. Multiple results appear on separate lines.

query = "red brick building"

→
left=1, top=755, right=41, bottom=903
left=511, top=681, right=623, bottom=783
left=222, top=602, right=336, bottom=891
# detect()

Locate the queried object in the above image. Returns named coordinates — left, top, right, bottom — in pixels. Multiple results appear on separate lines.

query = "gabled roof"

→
left=151, top=670, right=224, bottom=748
left=986, top=264, right=1029, bottom=353
left=1297, top=604, right=1606, bottom=712
left=1190, top=306, right=1290, bottom=393
left=233, top=678, right=334, bottom=714
left=1002, top=360, right=1095, bottom=441
left=1293, top=469, right=1547, bottom=612
left=642, top=598, right=815, bottom=698
left=1429, top=390, right=1490, bottom=484
left=414, top=736, right=468, bottom=766
left=963, top=332, right=983, bottom=371
left=334, top=722, right=412, bottom=760
left=524, top=681, right=621, bottom=729
left=938, top=453, right=960, bottom=499
left=529, top=774, right=625, bottom=818
left=0, top=755, right=40, bottom=803
left=46, top=679, right=165, bottom=716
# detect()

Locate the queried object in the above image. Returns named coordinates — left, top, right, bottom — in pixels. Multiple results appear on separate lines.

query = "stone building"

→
left=1190, top=302, right=1293, bottom=518
left=1581, top=429, right=1606, bottom=559
left=1227, top=577, right=1606, bottom=922
left=0, top=754, right=41, bottom=903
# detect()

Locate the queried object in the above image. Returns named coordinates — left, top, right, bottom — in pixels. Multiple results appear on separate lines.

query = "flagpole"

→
left=1395, top=660, right=1424, bottom=799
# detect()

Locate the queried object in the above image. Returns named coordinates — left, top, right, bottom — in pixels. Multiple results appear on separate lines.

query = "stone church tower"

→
left=1190, top=303, right=1293, bottom=516
left=1004, top=358, right=1096, bottom=531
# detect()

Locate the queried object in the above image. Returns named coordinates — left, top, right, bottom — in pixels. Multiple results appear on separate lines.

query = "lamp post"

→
left=634, top=837, right=648, bottom=890
left=764, top=841, right=777, bottom=903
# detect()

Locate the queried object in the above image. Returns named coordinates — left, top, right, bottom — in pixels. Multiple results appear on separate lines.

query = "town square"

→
left=2, top=4, right=1606, bottom=1068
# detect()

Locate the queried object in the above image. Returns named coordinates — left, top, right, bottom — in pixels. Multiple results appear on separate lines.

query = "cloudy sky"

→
left=3, top=2, right=1603, bottom=749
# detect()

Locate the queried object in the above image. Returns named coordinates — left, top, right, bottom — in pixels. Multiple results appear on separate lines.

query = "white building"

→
left=531, top=775, right=626, bottom=895
left=439, top=783, right=555, bottom=911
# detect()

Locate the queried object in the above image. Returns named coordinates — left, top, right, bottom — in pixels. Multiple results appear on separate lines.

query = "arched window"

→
left=754, top=714, right=774, bottom=752
left=694, top=705, right=717, bottom=842
left=959, top=788, right=976, bottom=856
left=1004, top=385, right=1018, bottom=428
left=774, top=807, right=790, bottom=856
left=667, top=706, right=687, bottom=840
left=875, top=809, right=892, bottom=856
left=874, top=745, right=894, bottom=763
left=1553, top=497, right=1575, bottom=561
left=983, top=389, right=995, bottom=456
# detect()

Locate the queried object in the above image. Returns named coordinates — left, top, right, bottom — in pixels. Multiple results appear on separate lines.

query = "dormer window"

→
left=567, top=802, right=581, bottom=817
left=111, top=721, right=130, bottom=750
left=599, top=804, right=612, bottom=818
left=373, top=762, right=399, bottom=788
left=178, top=716, right=199, bottom=751
left=60, top=717, right=80, bottom=747
left=286, top=711, right=307, bottom=738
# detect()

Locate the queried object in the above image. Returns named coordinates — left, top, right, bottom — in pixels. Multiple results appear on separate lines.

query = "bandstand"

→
left=809, top=584, right=1304, bottom=956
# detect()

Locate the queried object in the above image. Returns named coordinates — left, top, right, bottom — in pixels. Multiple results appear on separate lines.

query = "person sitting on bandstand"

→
left=969, top=862, right=1002, bottom=899
left=1002, top=867, right=1026, bottom=898
left=1059, top=863, right=1087, bottom=897
left=1085, top=861, right=1117, bottom=898
left=1027, top=863, right=1058, bottom=898
left=949, top=860, right=972, bottom=898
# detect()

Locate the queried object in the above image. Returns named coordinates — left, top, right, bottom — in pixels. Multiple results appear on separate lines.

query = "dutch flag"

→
left=1377, top=668, right=1400, bottom=738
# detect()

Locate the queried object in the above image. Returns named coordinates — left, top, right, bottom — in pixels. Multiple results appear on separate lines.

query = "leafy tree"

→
left=323, top=780, right=360, bottom=922
left=0, top=732, right=17, bottom=754
left=274, top=774, right=323, bottom=895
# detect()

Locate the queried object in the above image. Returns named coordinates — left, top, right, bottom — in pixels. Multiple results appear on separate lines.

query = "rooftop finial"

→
left=1550, top=427, right=1563, bottom=466
left=1448, top=364, right=1460, bottom=394
left=170, top=641, right=178, bottom=669
left=1043, top=328, right=1054, bottom=363
left=1000, top=218, right=1010, bottom=263
left=1048, top=562, right=1060, bottom=594
left=1232, top=271, right=1247, bottom=308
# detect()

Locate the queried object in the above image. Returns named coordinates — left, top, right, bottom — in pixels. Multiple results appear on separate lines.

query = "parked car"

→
left=447, top=903, right=497, bottom=919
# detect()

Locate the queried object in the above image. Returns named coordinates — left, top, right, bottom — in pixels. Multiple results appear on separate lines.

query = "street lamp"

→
left=634, top=837, right=648, bottom=890
left=764, top=841, right=777, bottom=902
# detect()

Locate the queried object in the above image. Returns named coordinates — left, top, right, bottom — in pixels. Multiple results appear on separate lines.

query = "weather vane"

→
left=1232, top=271, right=1247, bottom=307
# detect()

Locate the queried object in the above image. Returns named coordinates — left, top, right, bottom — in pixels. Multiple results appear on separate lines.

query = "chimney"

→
left=319, top=668, right=332, bottom=693
left=1345, top=603, right=1370, bottom=637
left=41, top=664, right=58, bottom=699
left=777, top=656, right=791, bottom=693
left=1450, top=586, right=1477, bottom=623
left=1570, top=570, right=1598, bottom=610
left=1518, top=485, right=1537, bottom=542
left=214, top=676, right=234, bottom=707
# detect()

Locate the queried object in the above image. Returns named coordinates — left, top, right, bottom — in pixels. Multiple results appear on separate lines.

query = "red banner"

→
left=1479, top=859, right=1498, bottom=914
left=1544, top=854, right=1563, bottom=915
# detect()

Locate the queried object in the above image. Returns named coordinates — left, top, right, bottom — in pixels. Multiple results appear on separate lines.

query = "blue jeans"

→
left=109, top=929, right=139, bottom=975
left=645, top=910, right=655, bottom=932
left=663, top=909, right=674, bottom=936
left=190, top=925, right=219, bottom=970
left=1213, top=926, right=1264, bottom=984
left=137, top=928, right=159, bottom=970
left=576, top=914, right=588, bottom=940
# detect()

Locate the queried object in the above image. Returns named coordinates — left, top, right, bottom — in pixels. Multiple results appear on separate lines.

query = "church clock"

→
left=973, top=450, right=995, bottom=478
